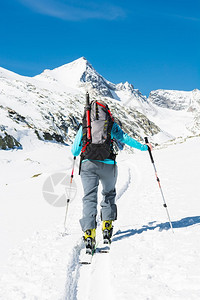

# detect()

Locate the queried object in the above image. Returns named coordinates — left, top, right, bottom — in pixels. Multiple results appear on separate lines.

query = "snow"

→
left=146, top=89, right=200, bottom=138
left=0, top=136, right=200, bottom=299
left=1, top=57, right=200, bottom=152
left=145, top=104, right=194, bottom=138
left=35, top=57, right=88, bottom=91
left=1, top=57, right=200, bottom=299
left=148, top=89, right=199, bottom=110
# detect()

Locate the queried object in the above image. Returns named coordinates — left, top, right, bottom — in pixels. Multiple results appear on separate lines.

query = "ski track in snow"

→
left=1, top=139, right=200, bottom=299
left=64, top=241, right=82, bottom=300
left=65, top=159, right=132, bottom=300
left=116, top=164, right=131, bottom=201
left=73, top=156, right=151, bottom=300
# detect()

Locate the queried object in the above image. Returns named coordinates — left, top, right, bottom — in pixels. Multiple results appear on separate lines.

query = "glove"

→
left=146, top=143, right=153, bottom=151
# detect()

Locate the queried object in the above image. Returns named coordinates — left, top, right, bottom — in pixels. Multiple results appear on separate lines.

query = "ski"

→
left=79, top=249, right=94, bottom=264
left=97, top=241, right=111, bottom=253
left=79, top=227, right=116, bottom=264
left=79, top=241, right=97, bottom=265
left=79, top=239, right=111, bottom=264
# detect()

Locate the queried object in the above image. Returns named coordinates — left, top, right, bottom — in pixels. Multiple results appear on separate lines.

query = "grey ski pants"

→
left=80, top=160, right=118, bottom=232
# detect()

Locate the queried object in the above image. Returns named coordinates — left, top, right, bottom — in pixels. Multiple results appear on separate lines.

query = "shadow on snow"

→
left=112, top=216, right=200, bottom=242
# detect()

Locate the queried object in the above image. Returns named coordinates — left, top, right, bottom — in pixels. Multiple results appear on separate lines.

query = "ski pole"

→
left=145, top=137, right=174, bottom=233
left=63, top=156, right=76, bottom=233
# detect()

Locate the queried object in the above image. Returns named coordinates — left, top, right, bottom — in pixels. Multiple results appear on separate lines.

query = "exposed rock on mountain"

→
left=0, top=57, right=199, bottom=150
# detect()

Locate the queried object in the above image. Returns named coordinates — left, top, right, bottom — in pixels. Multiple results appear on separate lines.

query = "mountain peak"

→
left=35, top=57, right=115, bottom=97
left=35, top=57, right=94, bottom=89
left=72, top=56, right=88, bottom=64
left=61, top=56, right=89, bottom=69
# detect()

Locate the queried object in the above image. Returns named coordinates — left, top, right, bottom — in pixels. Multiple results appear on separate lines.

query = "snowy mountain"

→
left=0, top=57, right=161, bottom=150
left=35, top=57, right=115, bottom=98
left=149, top=89, right=200, bottom=111
left=148, top=89, right=200, bottom=137
left=0, top=57, right=200, bottom=150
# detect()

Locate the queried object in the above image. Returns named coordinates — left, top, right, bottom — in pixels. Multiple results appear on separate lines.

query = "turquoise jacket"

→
left=71, top=122, right=148, bottom=164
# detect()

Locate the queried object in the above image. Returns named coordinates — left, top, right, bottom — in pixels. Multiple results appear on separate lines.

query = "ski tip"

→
left=97, top=242, right=110, bottom=253
left=99, top=250, right=109, bottom=253
left=99, top=246, right=110, bottom=253
left=79, top=260, right=92, bottom=265
left=79, top=249, right=93, bottom=264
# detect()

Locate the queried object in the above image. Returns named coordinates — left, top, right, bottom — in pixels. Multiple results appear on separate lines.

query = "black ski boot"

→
left=83, top=229, right=96, bottom=255
left=102, top=221, right=113, bottom=244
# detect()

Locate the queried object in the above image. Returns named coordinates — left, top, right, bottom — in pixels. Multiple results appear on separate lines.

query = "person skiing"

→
left=71, top=94, right=152, bottom=254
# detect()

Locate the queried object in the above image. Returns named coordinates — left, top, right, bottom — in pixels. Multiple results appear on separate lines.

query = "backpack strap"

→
left=96, top=101, right=114, bottom=121
left=86, top=108, right=91, bottom=141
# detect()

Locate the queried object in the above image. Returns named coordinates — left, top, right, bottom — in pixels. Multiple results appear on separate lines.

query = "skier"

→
left=71, top=96, right=152, bottom=254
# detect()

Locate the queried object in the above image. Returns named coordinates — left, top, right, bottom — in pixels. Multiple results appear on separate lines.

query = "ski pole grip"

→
left=144, top=137, right=154, bottom=163
left=86, top=92, right=90, bottom=107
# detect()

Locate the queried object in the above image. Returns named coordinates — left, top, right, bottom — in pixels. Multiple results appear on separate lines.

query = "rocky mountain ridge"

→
left=148, top=88, right=200, bottom=136
left=149, top=89, right=200, bottom=111
left=0, top=57, right=199, bottom=150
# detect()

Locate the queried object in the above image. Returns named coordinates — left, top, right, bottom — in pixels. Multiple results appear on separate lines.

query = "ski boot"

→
left=102, top=221, right=113, bottom=244
left=83, top=229, right=96, bottom=255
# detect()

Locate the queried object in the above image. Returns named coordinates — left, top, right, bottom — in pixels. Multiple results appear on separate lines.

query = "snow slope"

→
left=147, top=89, right=200, bottom=138
left=0, top=136, right=200, bottom=300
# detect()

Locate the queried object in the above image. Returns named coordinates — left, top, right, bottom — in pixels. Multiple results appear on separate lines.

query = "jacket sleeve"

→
left=112, top=122, right=148, bottom=151
left=71, top=126, right=83, bottom=156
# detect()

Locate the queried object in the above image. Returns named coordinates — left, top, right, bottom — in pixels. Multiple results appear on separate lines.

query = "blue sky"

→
left=0, top=0, right=200, bottom=96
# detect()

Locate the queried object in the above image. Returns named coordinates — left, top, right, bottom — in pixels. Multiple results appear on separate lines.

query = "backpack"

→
left=80, top=98, right=115, bottom=162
